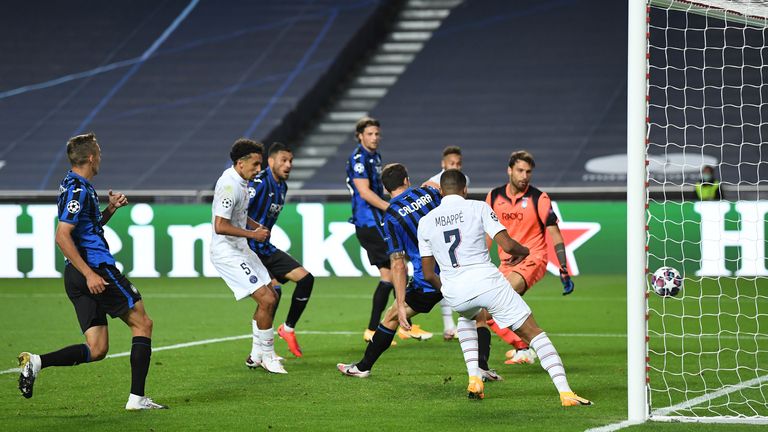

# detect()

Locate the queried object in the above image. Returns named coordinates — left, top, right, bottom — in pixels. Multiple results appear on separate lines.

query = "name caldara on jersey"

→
left=398, top=194, right=433, bottom=216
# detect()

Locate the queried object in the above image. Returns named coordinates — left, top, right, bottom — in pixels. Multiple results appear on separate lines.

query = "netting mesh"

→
left=646, top=0, right=768, bottom=421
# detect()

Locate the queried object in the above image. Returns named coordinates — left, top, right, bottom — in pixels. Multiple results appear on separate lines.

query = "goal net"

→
left=644, top=0, right=768, bottom=424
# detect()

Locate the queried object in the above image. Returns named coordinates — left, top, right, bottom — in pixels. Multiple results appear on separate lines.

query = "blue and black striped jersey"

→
left=345, top=143, right=384, bottom=228
left=380, top=186, right=441, bottom=292
left=247, top=167, right=286, bottom=256
left=57, top=170, right=114, bottom=267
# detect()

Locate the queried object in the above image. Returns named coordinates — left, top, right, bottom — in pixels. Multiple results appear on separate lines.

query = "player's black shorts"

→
left=355, top=225, right=390, bottom=269
left=258, top=249, right=302, bottom=284
left=64, top=263, right=142, bottom=333
left=405, top=284, right=443, bottom=314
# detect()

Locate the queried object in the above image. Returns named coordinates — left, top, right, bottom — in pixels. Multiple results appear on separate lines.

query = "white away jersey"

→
left=211, top=167, right=251, bottom=257
left=418, top=194, right=506, bottom=279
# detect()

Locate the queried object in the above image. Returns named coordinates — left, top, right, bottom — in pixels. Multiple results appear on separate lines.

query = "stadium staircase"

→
left=287, top=0, right=464, bottom=189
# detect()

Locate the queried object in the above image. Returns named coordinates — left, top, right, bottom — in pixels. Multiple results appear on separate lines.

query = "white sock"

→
left=258, top=327, right=276, bottom=357
left=128, top=393, right=143, bottom=404
left=529, top=332, right=572, bottom=393
left=31, top=354, right=42, bottom=374
left=251, top=320, right=262, bottom=359
left=282, top=323, right=294, bottom=332
left=441, top=300, right=456, bottom=331
left=457, top=317, right=480, bottom=377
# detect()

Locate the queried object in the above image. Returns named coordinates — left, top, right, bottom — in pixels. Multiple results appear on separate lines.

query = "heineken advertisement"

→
left=0, top=201, right=764, bottom=278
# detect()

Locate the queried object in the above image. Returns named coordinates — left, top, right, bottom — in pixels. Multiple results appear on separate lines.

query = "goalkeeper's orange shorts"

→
left=499, top=255, right=547, bottom=291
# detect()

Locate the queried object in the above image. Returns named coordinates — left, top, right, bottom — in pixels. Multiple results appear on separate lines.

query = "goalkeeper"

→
left=485, top=150, right=575, bottom=365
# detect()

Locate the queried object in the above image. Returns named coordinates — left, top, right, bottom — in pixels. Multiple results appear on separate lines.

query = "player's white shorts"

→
left=210, top=253, right=271, bottom=301
left=442, top=266, right=532, bottom=330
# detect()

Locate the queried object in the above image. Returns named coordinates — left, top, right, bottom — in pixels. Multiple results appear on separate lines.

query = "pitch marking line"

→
left=0, top=292, right=623, bottom=301
left=0, top=330, right=622, bottom=375
left=585, top=373, right=768, bottom=431
left=583, top=420, right=643, bottom=432
left=651, top=373, right=768, bottom=417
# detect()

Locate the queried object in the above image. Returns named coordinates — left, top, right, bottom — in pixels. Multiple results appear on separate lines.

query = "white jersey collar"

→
left=225, top=166, right=247, bottom=186
left=441, top=194, right=466, bottom=204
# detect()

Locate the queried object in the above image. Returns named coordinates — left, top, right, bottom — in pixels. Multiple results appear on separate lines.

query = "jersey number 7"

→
left=443, top=229, right=461, bottom=268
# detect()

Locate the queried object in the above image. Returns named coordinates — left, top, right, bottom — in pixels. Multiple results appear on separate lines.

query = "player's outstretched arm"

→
left=493, top=230, right=529, bottom=264
left=214, top=216, right=270, bottom=242
left=421, top=255, right=442, bottom=291
left=100, top=189, right=128, bottom=226
left=547, top=225, right=575, bottom=295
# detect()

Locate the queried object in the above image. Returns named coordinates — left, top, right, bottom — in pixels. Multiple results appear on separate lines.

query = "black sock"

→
left=368, top=281, right=394, bottom=331
left=478, top=327, right=491, bottom=370
left=130, top=336, right=151, bottom=397
left=357, top=324, right=396, bottom=371
left=285, top=274, right=314, bottom=328
left=273, top=285, right=283, bottom=311
left=40, top=344, right=91, bottom=368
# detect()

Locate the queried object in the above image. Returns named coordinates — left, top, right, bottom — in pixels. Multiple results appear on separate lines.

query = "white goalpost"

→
left=629, top=0, right=768, bottom=425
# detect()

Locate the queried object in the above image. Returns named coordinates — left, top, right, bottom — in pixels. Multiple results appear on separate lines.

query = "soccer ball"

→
left=651, top=266, right=683, bottom=297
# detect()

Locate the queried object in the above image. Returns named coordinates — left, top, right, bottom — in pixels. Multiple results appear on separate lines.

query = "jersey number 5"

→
left=240, top=263, right=252, bottom=275
left=443, top=229, right=461, bottom=268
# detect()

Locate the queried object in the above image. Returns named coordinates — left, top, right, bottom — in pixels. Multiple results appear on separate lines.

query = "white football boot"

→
left=505, top=348, right=537, bottom=365
left=261, top=354, right=287, bottom=374
left=125, top=394, right=169, bottom=410
left=336, top=363, right=371, bottom=378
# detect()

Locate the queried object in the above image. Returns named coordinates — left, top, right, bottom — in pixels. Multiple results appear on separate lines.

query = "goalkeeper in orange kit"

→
left=485, top=150, right=574, bottom=365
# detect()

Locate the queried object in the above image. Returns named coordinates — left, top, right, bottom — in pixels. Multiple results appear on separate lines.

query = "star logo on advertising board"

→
left=544, top=202, right=601, bottom=276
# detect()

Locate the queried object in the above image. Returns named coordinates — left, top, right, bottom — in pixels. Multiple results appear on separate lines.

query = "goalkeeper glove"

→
left=559, top=266, right=574, bottom=296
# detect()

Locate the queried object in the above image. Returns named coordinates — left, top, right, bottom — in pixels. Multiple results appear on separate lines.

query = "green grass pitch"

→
left=0, top=275, right=764, bottom=431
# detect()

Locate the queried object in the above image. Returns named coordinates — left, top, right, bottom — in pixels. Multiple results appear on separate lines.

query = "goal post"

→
left=627, top=0, right=648, bottom=424
left=630, top=0, right=768, bottom=425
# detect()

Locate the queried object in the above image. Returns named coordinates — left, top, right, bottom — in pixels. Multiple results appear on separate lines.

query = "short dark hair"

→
left=440, top=169, right=467, bottom=193
left=508, top=150, right=535, bottom=168
left=66, top=132, right=99, bottom=166
left=381, top=163, right=408, bottom=193
left=355, top=117, right=380, bottom=142
left=442, top=146, right=462, bottom=158
left=230, top=138, right=264, bottom=163
left=268, top=142, right=292, bottom=157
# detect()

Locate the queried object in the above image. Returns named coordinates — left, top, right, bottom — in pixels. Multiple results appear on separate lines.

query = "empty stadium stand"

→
left=6, top=0, right=759, bottom=196
left=0, top=0, right=386, bottom=190
left=308, top=0, right=629, bottom=190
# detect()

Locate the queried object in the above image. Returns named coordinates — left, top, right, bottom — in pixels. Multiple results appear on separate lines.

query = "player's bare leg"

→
left=121, top=301, right=168, bottom=409
left=513, top=315, right=592, bottom=407
left=82, top=325, right=110, bottom=361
